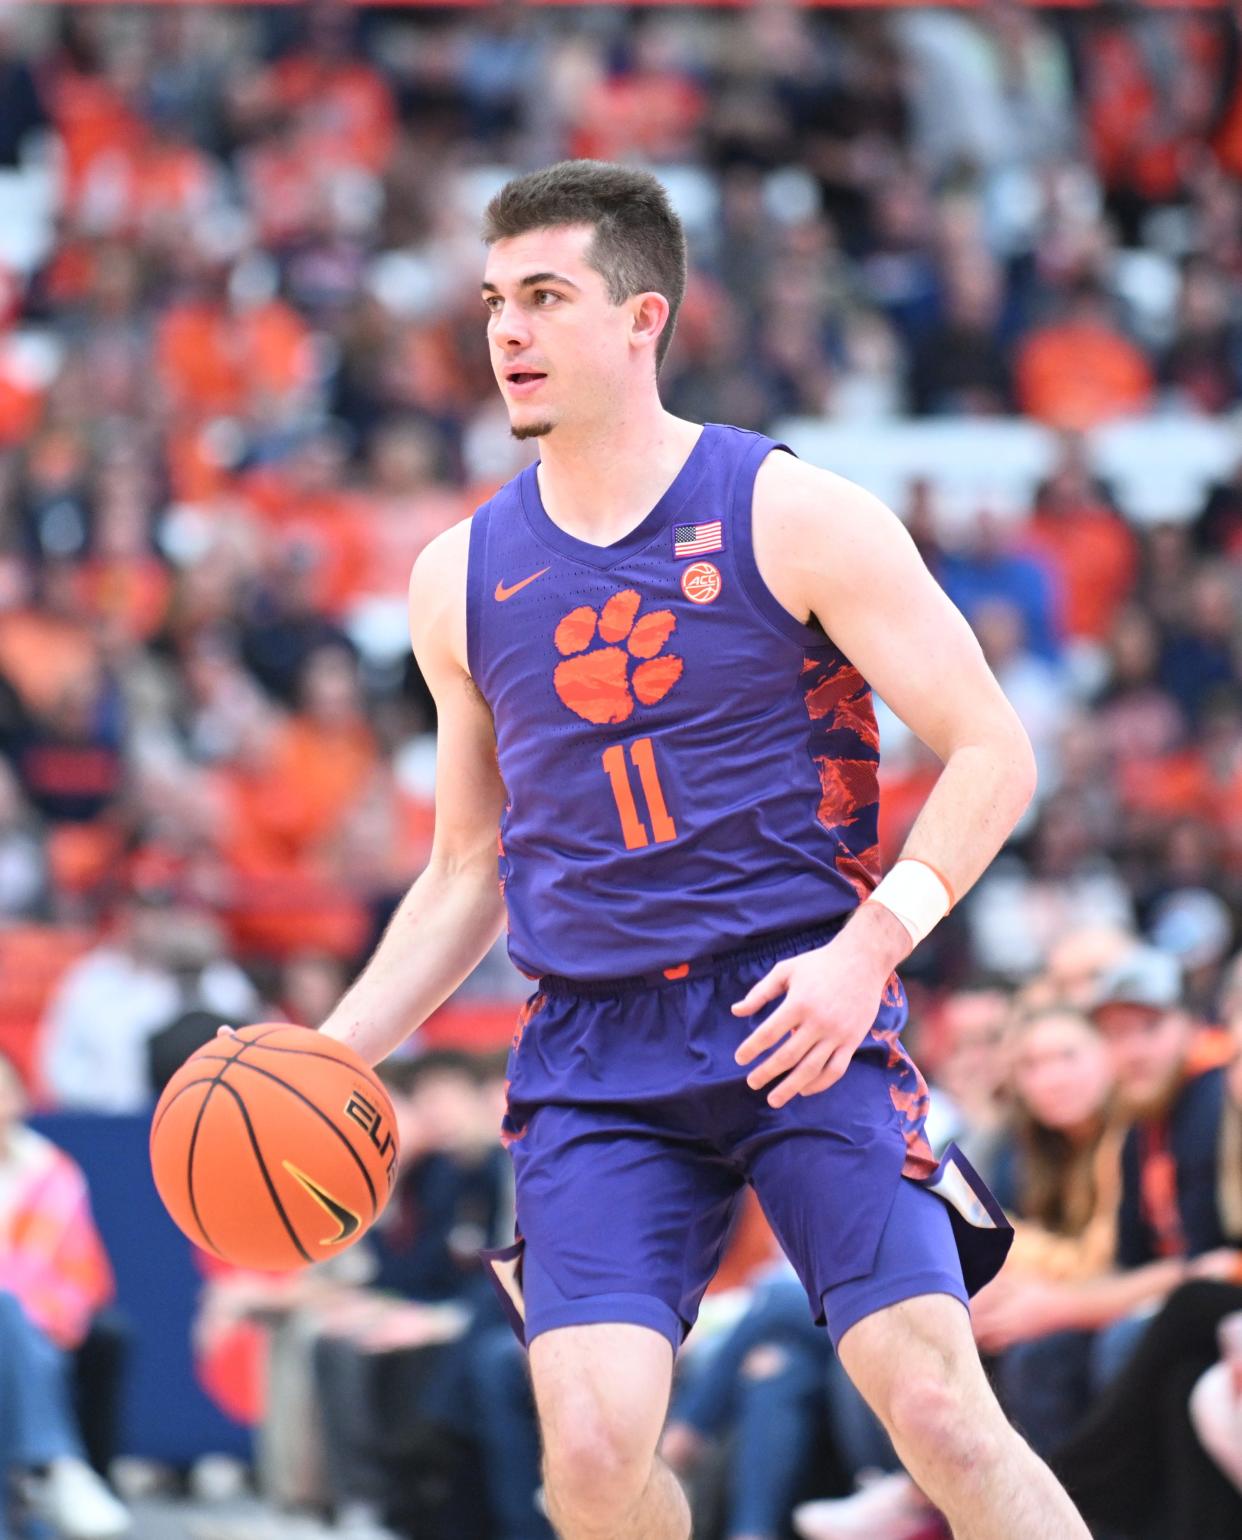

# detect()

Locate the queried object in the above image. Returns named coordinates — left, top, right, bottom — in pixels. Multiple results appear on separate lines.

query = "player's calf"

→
left=839, top=1295, right=1091, bottom=1540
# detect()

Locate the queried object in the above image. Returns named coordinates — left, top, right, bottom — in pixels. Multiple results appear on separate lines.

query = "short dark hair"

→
left=376, top=1048, right=482, bottom=1097
left=482, top=160, right=687, bottom=373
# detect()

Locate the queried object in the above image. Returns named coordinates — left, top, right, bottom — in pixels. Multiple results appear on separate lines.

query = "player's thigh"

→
left=529, top=1320, right=675, bottom=1477
left=836, top=1291, right=1003, bottom=1451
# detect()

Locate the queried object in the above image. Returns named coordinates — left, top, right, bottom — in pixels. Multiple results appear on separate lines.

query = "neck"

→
left=534, top=401, right=701, bottom=544
left=1061, top=1111, right=1103, bottom=1147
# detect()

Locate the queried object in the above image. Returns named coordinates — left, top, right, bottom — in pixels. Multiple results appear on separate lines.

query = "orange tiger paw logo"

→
left=553, top=589, right=683, bottom=724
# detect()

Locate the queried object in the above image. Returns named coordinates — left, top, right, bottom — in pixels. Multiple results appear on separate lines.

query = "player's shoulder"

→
left=752, top=444, right=901, bottom=554
left=408, top=517, right=473, bottom=676
left=410, top=515, right=472, bottom=604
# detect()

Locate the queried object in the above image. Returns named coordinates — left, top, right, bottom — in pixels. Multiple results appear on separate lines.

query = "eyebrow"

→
left=480, top=272, right=581, bottom=294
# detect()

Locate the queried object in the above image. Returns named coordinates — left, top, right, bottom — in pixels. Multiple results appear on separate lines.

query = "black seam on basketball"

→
left=233, top=1039, right=388, bottom=1091
left=219, top=1056, right=379, bottom=1217
left=213, top=1080, right=314, bottom=1266
left=150, top=1078, right=222, bottom=1143
left=185, top=1043, right=249, bottom=1257
left=243, top=1027, right=289, bottom=1047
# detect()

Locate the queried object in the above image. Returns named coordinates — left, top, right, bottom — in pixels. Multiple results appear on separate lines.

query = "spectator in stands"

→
left=40, top=867, right=259, bottom=1112
left=908, top=253, right=1010, bottom=417
left=937, top=510, right=1060, bottom=665
left=308, top=1051, right=518, bottom=1539
left=1193, top=454, right=1242, bottom=558
left=1158, top=562, right=1241, bottom=726
left=1022, top=432, right=1138, bottom=648
left=0, top=758, right=48, bottom=921
left=0, top=1051, right=130, bottom=1539
left=925, top=987, right=1012, bottom=1182
left=1014, top=282, right=1154, bottom=430
left=1045, top=987, right=1242, bottom=1537
left=986, top=946, right=1229, bottom=1452
left=793, top=1003, right=1121, bottom=1540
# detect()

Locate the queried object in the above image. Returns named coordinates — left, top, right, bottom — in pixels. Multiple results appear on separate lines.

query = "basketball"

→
left=149, top=1023, right=400, bottom=1271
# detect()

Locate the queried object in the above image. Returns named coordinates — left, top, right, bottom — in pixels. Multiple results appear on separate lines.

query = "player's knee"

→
left=542, top=1414, right=653, bottom=1523
left=882, top=1373, right=1002, bottom=1472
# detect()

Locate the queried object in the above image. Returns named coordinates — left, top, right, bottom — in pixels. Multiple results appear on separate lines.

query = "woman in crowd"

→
left=795, top=1004, right=1122, bottom=1540
left=0, top=1052, right=130, bottom=1539
left=1044, top=1014, right=1242, bottom=1539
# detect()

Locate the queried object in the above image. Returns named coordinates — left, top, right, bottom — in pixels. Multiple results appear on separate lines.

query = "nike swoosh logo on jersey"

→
left=495, top=568, right=550, bottom=601
left=282, top=1160, right=362, bottom=1245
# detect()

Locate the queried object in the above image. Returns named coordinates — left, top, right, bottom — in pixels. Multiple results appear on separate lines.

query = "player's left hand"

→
left=732, top=910, right=906, bottom=1107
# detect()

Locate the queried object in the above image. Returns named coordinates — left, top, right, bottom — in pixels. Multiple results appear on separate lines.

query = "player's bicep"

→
left=427, top=671, right=507, bottom=871
left=408, top=526, right=506, bottom=875
left=771, top=465, right=1025, bottom=762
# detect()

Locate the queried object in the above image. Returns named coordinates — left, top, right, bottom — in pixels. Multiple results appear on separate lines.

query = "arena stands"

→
left=0, top=2, right=1241, bottom=1537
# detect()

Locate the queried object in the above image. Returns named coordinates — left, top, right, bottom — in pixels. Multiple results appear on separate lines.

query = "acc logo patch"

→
left=680, top=560, right=721, bottom=605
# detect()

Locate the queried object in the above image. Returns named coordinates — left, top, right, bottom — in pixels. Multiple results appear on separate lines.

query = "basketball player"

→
left=319, top=163, right=1090, bottom=1540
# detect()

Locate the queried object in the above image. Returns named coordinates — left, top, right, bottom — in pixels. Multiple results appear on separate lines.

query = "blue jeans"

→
left=672, top=1273, right=831, bottom=1538
left=824, top=1350, right=897, bottom=1482
left=997, top=1312, right=1153, bottom=1458
left=0, top=1290, right=84, bottom=1539
left=465, top=1325, right=552, bottom=1540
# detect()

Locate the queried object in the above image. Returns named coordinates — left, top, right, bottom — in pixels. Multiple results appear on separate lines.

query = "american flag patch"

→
left=673, top=520, right=723, bottom=558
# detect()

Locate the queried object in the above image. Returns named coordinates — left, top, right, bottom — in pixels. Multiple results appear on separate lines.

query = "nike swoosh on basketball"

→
left=495, top=568, right=550, bottom=601
left=283, top=1161, right=362, bottom=1245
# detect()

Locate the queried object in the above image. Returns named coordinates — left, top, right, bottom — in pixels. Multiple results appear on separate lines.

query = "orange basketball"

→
left=149, top=1023, right=400, bottom=1271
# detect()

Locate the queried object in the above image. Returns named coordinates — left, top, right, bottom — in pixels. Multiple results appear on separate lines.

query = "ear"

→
left=629, top=291, right=670, bottom=357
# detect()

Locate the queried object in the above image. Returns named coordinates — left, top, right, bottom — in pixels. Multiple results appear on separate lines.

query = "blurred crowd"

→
left=0, top=3, right=1239, bottom=1102
left=180, top=929, right=1242, bottom=1540
left=0, top=2, right=1239, bottom=1537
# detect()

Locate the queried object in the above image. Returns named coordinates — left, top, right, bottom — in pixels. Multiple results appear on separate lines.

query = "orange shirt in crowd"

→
left=155, top=299, right=312, bottom=419
left=80, top=557, right=171, bottom=644
left=355, top=489, right=470, bottom=600
left=241, top=473, right=372, bottom=619
left=1022, top=507, right=1138, bottom=641
left=1084, top=21, right=1221, bottom=202
left=571, top=71, right=706, bottom=162
left=1015, top=320, right=1154, bottom=430
left=43, top=65, right=145, bottom=208
left=1117, top=748, right=1213, bottom=823
left=264, top=55, right=397, bottom=174
left=0, top=609, right=98, bottom=719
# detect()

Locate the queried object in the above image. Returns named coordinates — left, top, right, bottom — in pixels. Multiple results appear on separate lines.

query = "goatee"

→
left=511, top=420, right=554, bottom=441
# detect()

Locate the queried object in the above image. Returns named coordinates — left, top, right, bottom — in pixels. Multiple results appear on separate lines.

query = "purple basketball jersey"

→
left=465, top=422, right=882, bottom=981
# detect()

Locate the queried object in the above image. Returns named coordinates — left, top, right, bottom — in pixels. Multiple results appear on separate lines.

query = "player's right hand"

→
left=732, top=903, right=910, bottom=1107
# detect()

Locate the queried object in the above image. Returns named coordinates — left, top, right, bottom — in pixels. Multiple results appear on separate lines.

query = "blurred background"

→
left=1, top=2, right=1241, bottom=1538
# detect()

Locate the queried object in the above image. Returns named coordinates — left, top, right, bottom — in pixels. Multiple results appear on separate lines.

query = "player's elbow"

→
left=989, top=721, right=1038, bottom=832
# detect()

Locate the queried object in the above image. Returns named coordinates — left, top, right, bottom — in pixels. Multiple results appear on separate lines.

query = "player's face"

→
left=482, top=224, right=632, bottom=440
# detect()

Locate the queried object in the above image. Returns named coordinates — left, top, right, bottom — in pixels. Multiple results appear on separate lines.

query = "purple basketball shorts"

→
left=482, top=922, right=1011, bottom=1353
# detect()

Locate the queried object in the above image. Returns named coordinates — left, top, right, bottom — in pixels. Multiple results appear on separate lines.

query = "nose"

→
left=494, top=301, right=533, bottom=351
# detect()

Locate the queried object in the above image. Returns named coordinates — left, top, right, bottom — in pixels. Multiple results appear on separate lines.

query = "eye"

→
left=535, top=290, right=560, bottom=306
left=484, top=295, right=502, bottom=313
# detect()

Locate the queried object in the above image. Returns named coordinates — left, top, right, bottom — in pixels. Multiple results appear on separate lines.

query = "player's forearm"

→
left=897, top=725, right=1037, bottom=913
left=318, top=861, right=506, bottom=1066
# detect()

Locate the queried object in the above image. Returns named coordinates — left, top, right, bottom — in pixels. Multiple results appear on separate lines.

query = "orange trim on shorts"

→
left=663, top=963, right=690, bottom=980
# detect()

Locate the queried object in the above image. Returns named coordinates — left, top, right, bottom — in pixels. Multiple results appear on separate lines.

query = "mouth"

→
left=505, top=368, right=547, bottom=396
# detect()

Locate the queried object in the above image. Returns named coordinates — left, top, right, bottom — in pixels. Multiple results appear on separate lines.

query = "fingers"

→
left=766, top=1044, right=836, bottom=1109
left=796, top=1045, right=854, bottom=1100
left=731, top=960, right=794, bottom=1020
left=216, top=1025, right=238, bottom=1039
left=734, top=996, right=799, bottom=1067
left=745, top=1025, right=815, bottom=1092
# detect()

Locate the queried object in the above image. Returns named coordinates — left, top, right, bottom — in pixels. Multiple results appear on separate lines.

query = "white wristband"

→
left=865, top=860, right=954, bottom=950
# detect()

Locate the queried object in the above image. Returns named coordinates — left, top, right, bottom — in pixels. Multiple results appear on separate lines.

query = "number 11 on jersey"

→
left=601, top=737, right=677, bottom=851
